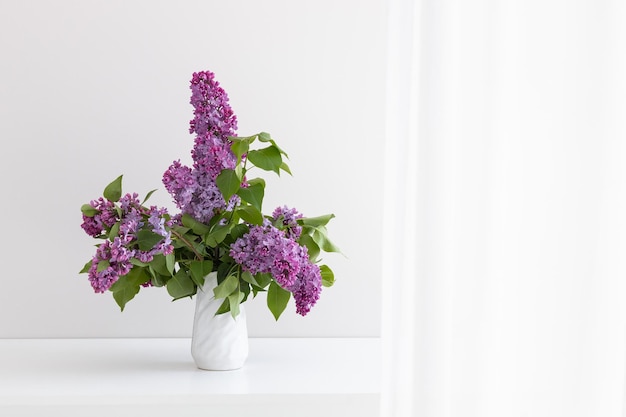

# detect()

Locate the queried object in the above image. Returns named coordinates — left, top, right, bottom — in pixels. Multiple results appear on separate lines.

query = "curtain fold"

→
left=382, top=1, right=626, bottom=416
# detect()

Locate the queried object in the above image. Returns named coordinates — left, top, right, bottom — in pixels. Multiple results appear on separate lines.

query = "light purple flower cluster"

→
left=230, top=208, right=322, bottom=316
left=81, top=193, right=173, bottom=293
left=163, top=71, right=239, bottom=223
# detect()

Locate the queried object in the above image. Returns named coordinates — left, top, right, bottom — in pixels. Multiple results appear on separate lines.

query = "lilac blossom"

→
left=82, top=193, right=173, bottom=293
left=88, top=238, right=133, bottom=293
left=188, top=71, right=238, bottom=138
left=229, top=217, right=322, bottom=316
left=130, top=205, right=174, bottom=264
left=163, top=70, right=240, bottom=224
left=143, top=206, right=173, bottom=260
left=229, top=221, right=289, bottom=277
left=272, top=206, right=303, bottom=239
left=290, top=262, right=322, bottom=316
left=117, top=193, right=142, bottom=240
left=80, top=197, right=118, bottom=237
left=162, top=160, right=195, bottom=210
left=192, top=132, right=237, bottom=175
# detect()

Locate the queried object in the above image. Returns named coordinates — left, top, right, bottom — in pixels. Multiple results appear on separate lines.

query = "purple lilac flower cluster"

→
left=81, top=194, right=173, bottom=293
left=272, top=205, right=303, bottom=239
left=230, top=208, right=322, bottom=316
left=163, top=71, right=239, bottom=223
left=80, top=197, right=117, bottom=237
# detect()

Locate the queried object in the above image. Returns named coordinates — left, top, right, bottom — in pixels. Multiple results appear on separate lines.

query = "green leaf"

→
left=251, top=284, right=266, bottom=297
left=110, top=267, right=150, bottom=311
left=215, top=297, right=231, bottom=315
left=267, top=281, right=290, bottom=321
left=190, top=260, right=213, bottom=287
left=237, top=180, right=265, bottom=211
left=228, top=290, right=243, bottom=318
left=81, top=204, right=99, bottom=217
left=231, top=138, right=250, bottom=162
left=217, top=261, right=232, bottom=282
left=258, top=132, right=289, bottom=157
left=229, top=134, right=257, bottom=143
left=216, top=169, right=241, bottom=202
left=228, top=223, right=250, bottom=242
left=257, top=131, right=272, bottom=142
left=298, top=213, right=336, bottom=228
left=213, top=274, right=239, bottom=299
left=254, top=272, right=273, bottom=289
left=205, top=223, right=230, bottom=247
left=172, top=225, right=191, bottom=235
left=141, top=189, right=158, bottom=205
left=299, top=233, right=320, bottom=261
left=312, top=228, right=341, bottom=253
left=241, top=270, right=259, bottom=287
left=237, top=205, right=264, bottom=225
left=108, top=221, right=120, bottom=241
left=181, top=213, right=211, bottom=235
left=235, top=163, right=244, bottom=181
left=148, top=254, right=171, bottom=276
left=166, top=270, right=196, bottom=300
left=97, top=260, right=110, bottom=273
left=150, top=270, right=169, bottom=287
left=247, top=146, right=282, bottom=175
left=103, top=175, right=123, bottom=202
left=79, top=260, right=92, bottom=274
left=247, top=177, right=266, bottom=187
left=165, top=252, right=175, bottom=275
left=320, top=264, right=335, bottom=287
left=130, top=258, right=149, bottom=267
left=280, top=161, right=292, bottom=175
left=240, top=281, right=251, bottom=303
left=136, top=229, right=164, bottom=251
left=112, top=287, right=140, bottom=311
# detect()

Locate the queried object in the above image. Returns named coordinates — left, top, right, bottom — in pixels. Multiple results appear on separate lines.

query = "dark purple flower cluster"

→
left=80, top=197, right=117, bottom=237
left=188, top=71, right=237, bottom=139
left=81, top=194, right=173, bottom=293
left=230, top=208, right=322, bottom=316
left=272, top=205, right=303, bottom=239
left=163, top=71, right=239, bottom=223
left=88, top=238, right=133, bottom=293
left=289, top=262, right=323, bottom=316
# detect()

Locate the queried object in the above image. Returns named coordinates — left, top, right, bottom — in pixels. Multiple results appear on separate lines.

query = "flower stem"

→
left=170, top=228, right=203, bottom=261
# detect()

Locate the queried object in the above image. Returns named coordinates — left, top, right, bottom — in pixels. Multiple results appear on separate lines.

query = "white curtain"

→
left=382, top=1, right=626, bottom=416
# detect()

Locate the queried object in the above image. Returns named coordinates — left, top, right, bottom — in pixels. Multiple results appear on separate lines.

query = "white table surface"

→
left=0, top=338, right=381, bottom=417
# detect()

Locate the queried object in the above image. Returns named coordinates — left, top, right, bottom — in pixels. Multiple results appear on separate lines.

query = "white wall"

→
left=0, top=0, right=386, bottom=337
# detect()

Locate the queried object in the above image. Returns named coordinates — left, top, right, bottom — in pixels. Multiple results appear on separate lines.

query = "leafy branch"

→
left=170, top=228, right=204, bottom=261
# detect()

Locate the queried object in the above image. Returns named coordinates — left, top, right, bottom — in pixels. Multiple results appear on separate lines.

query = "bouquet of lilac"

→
left=80, top=71, right=337, bottom=319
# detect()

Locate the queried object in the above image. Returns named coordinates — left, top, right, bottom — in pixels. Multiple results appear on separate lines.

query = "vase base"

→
left=195, top=364, right=245, bottom=371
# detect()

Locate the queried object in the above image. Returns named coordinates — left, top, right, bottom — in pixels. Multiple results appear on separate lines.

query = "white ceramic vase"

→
left=191, top=272, right=249, bottom=370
